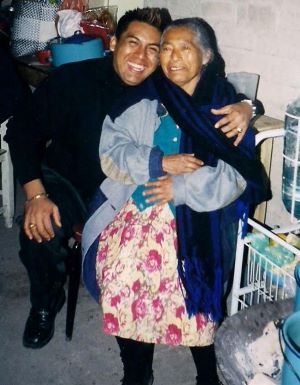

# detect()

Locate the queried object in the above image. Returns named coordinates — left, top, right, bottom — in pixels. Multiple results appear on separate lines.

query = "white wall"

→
left=144, top=0, right=300, bottom=120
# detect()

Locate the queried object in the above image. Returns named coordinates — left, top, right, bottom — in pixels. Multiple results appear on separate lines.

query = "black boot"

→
left=23, top=288, right=65, bottom=349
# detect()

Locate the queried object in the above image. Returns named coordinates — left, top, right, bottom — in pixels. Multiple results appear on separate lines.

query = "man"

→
left=5, top=7, right=259, bottom=349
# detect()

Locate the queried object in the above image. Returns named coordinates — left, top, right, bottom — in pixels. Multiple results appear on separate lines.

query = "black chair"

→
left=65, top=223, right=83, bottom=340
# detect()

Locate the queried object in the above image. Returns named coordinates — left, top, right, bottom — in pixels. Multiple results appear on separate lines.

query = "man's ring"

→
left=236, top=127, right=243, bottom=134
left=29, top=223, right=36, bottom=229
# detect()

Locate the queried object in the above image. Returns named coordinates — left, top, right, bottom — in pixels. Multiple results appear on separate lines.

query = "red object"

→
left=80, top=21, right=111, bottom=50
left=37, top=49, right=52, bottom=65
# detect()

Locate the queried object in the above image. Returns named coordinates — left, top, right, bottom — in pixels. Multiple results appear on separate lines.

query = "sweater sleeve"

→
left=100, top=100, right=164, bottom=185
left=172, top=159, right=246, bottom=212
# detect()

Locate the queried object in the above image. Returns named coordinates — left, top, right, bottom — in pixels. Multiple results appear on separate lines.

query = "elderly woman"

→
left=82, top=18, right=270, bottom=385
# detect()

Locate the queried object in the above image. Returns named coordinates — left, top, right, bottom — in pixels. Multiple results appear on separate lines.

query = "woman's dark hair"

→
left=115, top=7, right=172, bottom=40
left=161, top=17, right=225, bottom=77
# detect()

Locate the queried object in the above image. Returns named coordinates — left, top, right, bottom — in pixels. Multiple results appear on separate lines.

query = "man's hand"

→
left=143, top=176, right=173, bottom=206
left=211, top=101, right=252, bottom=146
left=23, top=179, right=61, bottom=242
left=24, top=197, right=61, bottom=242
left=162, top=154, right=203, bottom=175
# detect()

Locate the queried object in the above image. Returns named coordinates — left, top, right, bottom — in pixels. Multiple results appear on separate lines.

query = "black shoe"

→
left=23, top=289, right=66, bottom=349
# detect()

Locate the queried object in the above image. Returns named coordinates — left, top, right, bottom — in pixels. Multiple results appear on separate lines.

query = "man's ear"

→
left=110, top=36, right=117, bottom=52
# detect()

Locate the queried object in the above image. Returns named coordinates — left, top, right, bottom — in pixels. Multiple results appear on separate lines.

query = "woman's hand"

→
left=143, top=176, right=173, bottom=205
left=24, top=197, right=61, bottom=243
left=211, top=101, right=252, bottom=146
left=162, top=154, right=203, bottom=175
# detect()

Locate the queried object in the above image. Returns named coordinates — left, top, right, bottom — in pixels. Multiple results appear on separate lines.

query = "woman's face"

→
left=160, top=27, right=210, bottom=95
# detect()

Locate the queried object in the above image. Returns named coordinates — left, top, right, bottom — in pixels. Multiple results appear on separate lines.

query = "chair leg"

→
left=66, top=240, right=82, bottom=341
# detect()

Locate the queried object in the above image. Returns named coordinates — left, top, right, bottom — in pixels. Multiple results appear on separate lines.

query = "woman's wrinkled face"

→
left=160, top=27, right=210, bottom=95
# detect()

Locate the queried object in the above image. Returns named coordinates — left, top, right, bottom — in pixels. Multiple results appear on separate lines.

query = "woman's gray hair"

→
left=161, top=17, right=226, bottom=76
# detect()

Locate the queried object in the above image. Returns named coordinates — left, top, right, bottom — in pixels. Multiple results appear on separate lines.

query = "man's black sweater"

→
left=5, top=56, right=127, bottom=202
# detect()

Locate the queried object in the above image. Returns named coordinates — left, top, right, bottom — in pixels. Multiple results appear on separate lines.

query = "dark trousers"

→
left=116, top=337, right=154, bottom=385
left=116, top=337, right=219, bottom=385
left=19, top=167, right=87, bottom=309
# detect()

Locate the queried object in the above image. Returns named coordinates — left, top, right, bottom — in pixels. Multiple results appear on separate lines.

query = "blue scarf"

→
left=150, top=69, right=271, bottom=321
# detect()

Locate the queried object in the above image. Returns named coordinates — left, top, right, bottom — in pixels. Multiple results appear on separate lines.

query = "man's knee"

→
left=19, top=220, right=70, bottom=266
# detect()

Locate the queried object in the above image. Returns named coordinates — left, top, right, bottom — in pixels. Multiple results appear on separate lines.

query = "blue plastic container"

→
left=50, top=33, right=104, bottom=67
left=282, top=97, right=300, bottom=219
left=295, top=263, right=300, bottom=311
left=281, top=311, right=300, bottom=385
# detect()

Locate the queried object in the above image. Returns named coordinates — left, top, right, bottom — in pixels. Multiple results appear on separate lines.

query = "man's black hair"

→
left=115, top=7, right=172, bottom=40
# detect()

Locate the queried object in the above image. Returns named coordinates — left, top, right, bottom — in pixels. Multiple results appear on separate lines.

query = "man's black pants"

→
left=19, top=167, right=87, bottom=309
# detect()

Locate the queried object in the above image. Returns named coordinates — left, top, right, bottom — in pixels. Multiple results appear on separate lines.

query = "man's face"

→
left=111, top=21, right=161, bottom=86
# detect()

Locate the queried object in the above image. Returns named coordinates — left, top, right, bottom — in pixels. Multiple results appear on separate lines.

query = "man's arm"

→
left=5, top=67, right=70, bottom=242
left=212, top=97, right=264, bottom=146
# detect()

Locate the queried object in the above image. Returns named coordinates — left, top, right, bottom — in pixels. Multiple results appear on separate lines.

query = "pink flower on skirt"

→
left=142, top=224, right=150, bottom=235
left=173, top=236, right=178, bottom=252
left=152, top=298, right=164, bottom=321
left=159, top=278, right=173, bottom=293
left=110, top=295, right=121, bottom=307
left=102, top=266, right=114, bottom=282
left=109, top=226, right=119, bottom=237
left=120, top=225, right=135, bottom=245
left=97, top=244, right=108, bottom=262
left=132, top=279, right=141, bottom=293
left=99, top=228, right=109, bottom=242
left=145, top=250, right=162, bottom=272
left=103, top=313, right=119, bottom=334
left=175, top=306, right=185, bottom=319
left=132, top=297, right=147, bottom=320
left=120, top=285, right=130, bottom=298
left=196, top=313, right=208, bottom=331
left=165, top=324, right=182, bottom=345
left=170, top=219, right=177, bottom=230
left=155, top=232, right=164, bottom=245
left=149, top=207, right=158, bottom=220
left=124, top=210, right=133, bottom=222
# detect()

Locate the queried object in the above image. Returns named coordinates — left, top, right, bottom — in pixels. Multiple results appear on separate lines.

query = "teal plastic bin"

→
left=50, top=33, right=104, bottom=67
left=282, top=311, right=300, bottom=385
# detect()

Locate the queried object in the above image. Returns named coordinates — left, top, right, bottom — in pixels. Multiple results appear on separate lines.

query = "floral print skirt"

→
left=96, top=198, right=216, bottom=347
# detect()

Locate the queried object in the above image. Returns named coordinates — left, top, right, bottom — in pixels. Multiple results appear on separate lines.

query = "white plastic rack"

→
left=230, top=218, right=300, bottom=315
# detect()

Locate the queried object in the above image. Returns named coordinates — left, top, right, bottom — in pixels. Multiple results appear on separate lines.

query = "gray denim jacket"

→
left=82, top=99, right=246, bottom=257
